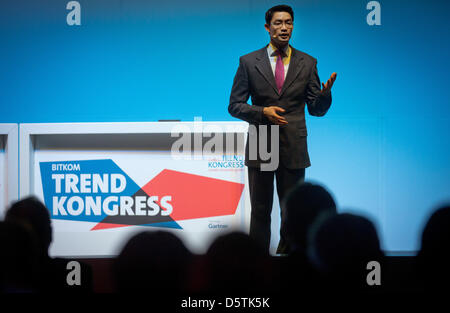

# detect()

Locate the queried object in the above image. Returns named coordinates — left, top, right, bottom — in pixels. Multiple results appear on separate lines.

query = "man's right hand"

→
left=263, top=106, right=288, bottom=125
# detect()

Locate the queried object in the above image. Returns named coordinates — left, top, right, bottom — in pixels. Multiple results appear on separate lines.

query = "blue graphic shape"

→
left=40, top=159, right=141, bottom=223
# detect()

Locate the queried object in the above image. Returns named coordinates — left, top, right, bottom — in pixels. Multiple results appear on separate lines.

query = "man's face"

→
left=265, top=11, right=293, bottom=47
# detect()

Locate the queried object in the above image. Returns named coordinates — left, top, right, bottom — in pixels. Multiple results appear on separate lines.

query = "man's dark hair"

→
left=265, top=5, right=294, bottom=25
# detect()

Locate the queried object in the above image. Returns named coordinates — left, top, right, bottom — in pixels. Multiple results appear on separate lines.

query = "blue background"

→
left=1, top=0, right=450, bottom=253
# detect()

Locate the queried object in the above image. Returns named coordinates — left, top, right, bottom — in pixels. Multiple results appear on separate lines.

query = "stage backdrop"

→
left=1, top=0, right=450, bottom=255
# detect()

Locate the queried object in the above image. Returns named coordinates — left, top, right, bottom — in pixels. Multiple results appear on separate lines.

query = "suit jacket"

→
left=228, top=45, right=332, bottom=169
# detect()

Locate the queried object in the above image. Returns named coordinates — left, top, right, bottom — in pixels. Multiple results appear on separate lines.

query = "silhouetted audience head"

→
left=281, top=182, right=337, bottom=254
left=4, top=197, right=93, bottom=293
left=10, top=190, right=449, bottom=295
left=416, top=205, right=450, bottom=291
left=5, top=196, right=52, bottom=259
left=0, top=221, right=39, bottom=292
left=308, top=213, right=384, bottom=290
left=205, top=231, right=271, bottom=294
left=114, top=230, right=193, bottom=293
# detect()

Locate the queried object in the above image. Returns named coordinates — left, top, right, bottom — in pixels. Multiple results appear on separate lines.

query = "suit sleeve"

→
left=305, top=59, right=332, bottom=117
left=228, top=57, right=264, bottom=124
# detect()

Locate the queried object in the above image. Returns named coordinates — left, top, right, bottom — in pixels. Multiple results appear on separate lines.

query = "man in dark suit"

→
left=228, top=4, right=337, bottom=254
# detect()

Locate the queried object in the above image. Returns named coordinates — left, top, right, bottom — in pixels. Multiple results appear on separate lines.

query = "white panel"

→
left=20, top=122, right=250, bottom=257
left=0, top=123, right=19, bottom=218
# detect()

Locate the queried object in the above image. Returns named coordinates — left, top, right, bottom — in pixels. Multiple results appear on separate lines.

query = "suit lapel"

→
left=280, top=48, right=305, bottom=97
left=254, top=46, right=305, bottom=97
left=254, top=46, right=279, bottom=95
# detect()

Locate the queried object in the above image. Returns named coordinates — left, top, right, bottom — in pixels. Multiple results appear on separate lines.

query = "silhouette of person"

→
left=416, top=205, right=450, bottom=292
left=5, top=196, right=92, bottom=292
left=0, top=221, right=39, bottom=292
left=113, top=230, right=193, bottom=294
left=276, top=182, right=337, bottom=294
left=204, top=231, right=273, bottom=294
left=280, top=181, right=337, bottom=254
left=308, top=213, right=385, bottom=292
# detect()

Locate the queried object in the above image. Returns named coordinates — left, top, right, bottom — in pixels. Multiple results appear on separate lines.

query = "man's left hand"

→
left=321, top=72, right=337, bottom=93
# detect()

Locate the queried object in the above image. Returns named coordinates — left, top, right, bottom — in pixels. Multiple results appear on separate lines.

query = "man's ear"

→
left=264, top=23, right=270, bottom=33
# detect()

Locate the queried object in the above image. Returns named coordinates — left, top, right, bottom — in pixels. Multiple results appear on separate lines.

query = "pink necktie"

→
left=275, top=50, right=285, bottom=94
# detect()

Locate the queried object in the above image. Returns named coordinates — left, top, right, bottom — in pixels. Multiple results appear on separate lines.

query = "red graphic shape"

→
left=90, top=169, right=245, bottom=230
left=141, top=169, right=244, bottom=221
left=91, top=223, right=128, bottom=231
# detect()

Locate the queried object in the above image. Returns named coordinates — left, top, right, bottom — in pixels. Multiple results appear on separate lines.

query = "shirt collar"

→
left=268, top=42, right=291, bottom=57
